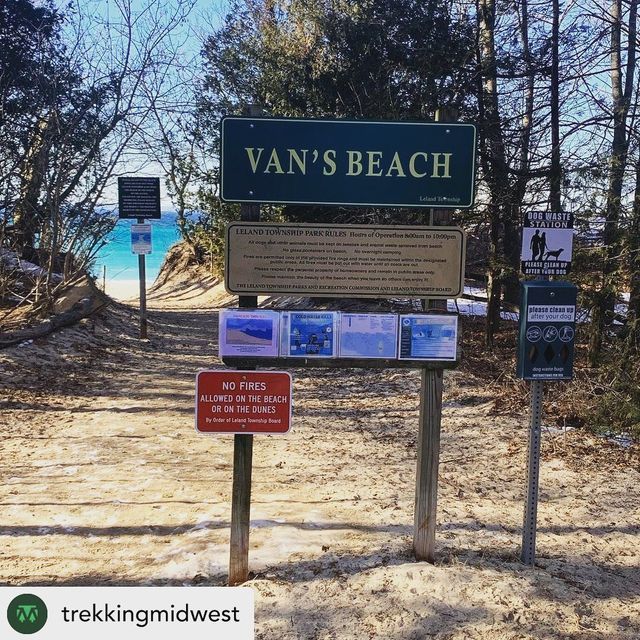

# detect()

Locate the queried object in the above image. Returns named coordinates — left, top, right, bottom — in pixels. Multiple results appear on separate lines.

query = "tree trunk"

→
left=590, top=0, right=637, bottom=363
left=477, top=0, right=512, bottom=345
left=549, top=0, right=562, bottom=212
left=626, top=158, right=640, bottom=352
left=504, top=0, right=536, bottom=307
left=13, top=116, right=52, bottom=253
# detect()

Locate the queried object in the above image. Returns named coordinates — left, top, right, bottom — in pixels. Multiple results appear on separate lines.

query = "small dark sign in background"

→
left=220, top=117, right=477, bottom=208
left=118, top=177, right=161, bottom=219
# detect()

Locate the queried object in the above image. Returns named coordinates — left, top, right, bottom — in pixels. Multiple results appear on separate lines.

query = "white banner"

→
left=527, top=305, right=576, bottom=322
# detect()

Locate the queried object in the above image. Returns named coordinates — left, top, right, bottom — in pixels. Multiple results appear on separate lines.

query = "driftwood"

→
left=0, top=296, right=110, bottom=349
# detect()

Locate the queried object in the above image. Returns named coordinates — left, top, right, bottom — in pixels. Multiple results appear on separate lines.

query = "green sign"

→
left=516, top=281, right=577, bottom=380
left=7, top=594, right=48, bottom=634
left=220, top=117, right=477, bottom=208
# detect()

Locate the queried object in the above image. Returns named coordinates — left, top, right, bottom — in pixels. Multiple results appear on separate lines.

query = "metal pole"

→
left=521, top=379, right=544, bottom=564
left=137, top=217, right=148, bottom=339
left=102, top=265, right=106, bottom=292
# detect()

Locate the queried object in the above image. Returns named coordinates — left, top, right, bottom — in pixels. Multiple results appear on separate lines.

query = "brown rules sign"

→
left=225, top=223, right=466, bottom=299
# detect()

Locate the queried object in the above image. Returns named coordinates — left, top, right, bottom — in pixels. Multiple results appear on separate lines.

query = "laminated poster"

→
left=131, top=224, right=152, bottom=255
left=339, top=313, right=398, bottom=358
left=398, top=314, right=458, bottom=361
left=281, top=311, right=338, bottom=357
left=219, top=309, right=280, bottom=357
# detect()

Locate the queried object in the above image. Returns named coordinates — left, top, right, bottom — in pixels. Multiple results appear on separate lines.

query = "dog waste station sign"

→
left=517, top=213, right=579, bottom=565
left=208, top=112, right=477, bottom=586
left=521, top=210, right=574, bottom=276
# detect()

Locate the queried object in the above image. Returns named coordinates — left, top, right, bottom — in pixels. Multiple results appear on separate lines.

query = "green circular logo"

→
left=7, top=594, right=48, bottom=634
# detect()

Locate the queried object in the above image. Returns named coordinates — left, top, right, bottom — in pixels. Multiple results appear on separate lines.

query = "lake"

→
left=92, top=212, right=181, bottom=298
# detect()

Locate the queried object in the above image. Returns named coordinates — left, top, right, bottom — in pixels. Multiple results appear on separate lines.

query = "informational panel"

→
left=196, top=370, right=292, bottom=434
left=226, top=223, right=465, bottom=299
left=130, top=223, right=152, bottom=255
left=118, top=177, right=161, bottom=219
left=338, top=313, right=398, bottom=358
left=220, top=117, right=477, bottom=208
left=516, top=281, right=577, bottom=380
left=398, top=314, right=458, bottom=361
left=521, top=211, right=573, bottom=276
left=280, top=311, right=338, bottom=357
left=219, top=309, right=280, bottom=357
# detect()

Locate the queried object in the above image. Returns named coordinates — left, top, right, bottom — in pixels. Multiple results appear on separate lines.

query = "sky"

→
left=62, top=0, right=230, bottom=209
left=94, top=0, right=228, bottom=58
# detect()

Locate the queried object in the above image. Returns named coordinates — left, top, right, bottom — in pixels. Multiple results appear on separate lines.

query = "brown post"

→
left=228, top=104, right=262, bottom=586
left=414, top=367, right=444, bottom=560
left=228, top=201, right=260, bottom=586
left=413, top=107, right=458, bottom=562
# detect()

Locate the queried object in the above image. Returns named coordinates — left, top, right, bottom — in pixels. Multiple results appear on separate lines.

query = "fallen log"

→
left=0, top=296, right=110, bottom=349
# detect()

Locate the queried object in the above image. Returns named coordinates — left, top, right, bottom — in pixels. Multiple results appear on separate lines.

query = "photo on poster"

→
left=281, top=311, right=338, bottom=357
left=520, top=227, right=573, bottom=264
left=219, top=309, right=280, bottom=357
left=398, top=314, right=458, bottom=361
left=131, top=224, right=152, bottom=255
left=338, top=313, right=398, bottom=358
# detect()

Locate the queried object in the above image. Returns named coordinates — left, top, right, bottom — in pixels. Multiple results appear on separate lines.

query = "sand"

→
left=0, top=277, right=639, bottom=639
left=103, top=278, right=147, bottom=301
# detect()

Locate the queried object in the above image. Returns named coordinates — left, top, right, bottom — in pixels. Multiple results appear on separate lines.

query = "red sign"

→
left=196, top=371, right=292, bottom=434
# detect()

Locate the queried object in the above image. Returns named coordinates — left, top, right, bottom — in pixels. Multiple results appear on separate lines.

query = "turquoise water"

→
left=92, top=213, right=181, bottom=283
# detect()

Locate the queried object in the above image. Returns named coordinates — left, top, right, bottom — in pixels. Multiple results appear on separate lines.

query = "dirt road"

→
left=1, top=282, right=639, bottom=639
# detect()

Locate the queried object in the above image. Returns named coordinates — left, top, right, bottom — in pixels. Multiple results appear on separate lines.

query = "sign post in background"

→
left=118, top=177, right=161, bottom=340
left=136, top=219, right=148, bottom=339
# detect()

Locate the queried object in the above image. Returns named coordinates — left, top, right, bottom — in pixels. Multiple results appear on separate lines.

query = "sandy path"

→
left=1, top=284, right=639, bottom=639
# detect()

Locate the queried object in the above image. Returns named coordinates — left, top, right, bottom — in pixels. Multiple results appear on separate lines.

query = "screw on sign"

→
left=195, top=371, right=292, bottom=434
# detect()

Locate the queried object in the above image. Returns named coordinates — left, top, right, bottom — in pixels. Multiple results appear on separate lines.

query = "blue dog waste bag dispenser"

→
left=516, top=281, right=577, bottom=380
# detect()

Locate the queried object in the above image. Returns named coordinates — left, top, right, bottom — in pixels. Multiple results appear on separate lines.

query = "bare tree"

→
left=1, top=0, right=196, bottom=313
left=588, top=0, right=637, bottom=364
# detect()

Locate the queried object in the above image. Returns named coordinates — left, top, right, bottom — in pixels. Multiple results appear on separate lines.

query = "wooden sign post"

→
left=414, top=365, right=444, bottom=561
left=228, top=200, right=260, bottom=587
left=413, top=108, right=456, bottom=562
left=217, top=107, right=474, bottom=578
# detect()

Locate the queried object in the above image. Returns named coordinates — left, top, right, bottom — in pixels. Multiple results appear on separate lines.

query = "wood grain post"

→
left=229, top=431, right=254, bottom=585
left=413, top=106, right=458, bottom=562
left=414, top=367, right=444, bottom=561
left=228, top=189, right=260, bottom=585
